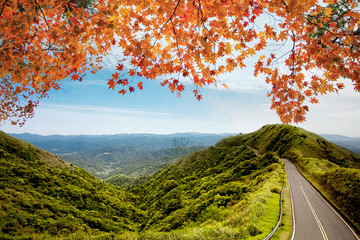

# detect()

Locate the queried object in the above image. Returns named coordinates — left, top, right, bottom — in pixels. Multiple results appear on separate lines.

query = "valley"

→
left=9, top=133, right=227, bottom=182
left=1, top=124, right=359, bottom=239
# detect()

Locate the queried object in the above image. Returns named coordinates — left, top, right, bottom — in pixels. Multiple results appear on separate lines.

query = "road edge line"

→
left=293, top=163, right=360, bottom=240
left=288, top=176, right=295, bottom=240
left=301, top=172, right=360, bottom=240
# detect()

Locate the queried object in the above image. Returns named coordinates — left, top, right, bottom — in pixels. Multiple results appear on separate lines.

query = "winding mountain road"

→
left=282, top=158, right=359, bottom=240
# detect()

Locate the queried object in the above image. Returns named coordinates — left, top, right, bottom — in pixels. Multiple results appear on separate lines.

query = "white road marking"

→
left=300, top=185, right=328, bottom=240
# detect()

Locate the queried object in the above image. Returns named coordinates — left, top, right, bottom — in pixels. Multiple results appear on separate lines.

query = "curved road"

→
left=282, top=158, right=359, bottom=240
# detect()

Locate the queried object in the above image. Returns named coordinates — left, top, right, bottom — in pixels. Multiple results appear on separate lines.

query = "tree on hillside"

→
left=1, top=0, right=359, bottom=125
left=172, top=137, right=193, bottom=147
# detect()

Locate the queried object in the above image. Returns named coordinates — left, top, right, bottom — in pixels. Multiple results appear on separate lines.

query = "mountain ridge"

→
left=216, top=124, right=360, bottom=231
left=1, top=124, right=359, bottom=239
left=0, top=130, right=145, bottom=238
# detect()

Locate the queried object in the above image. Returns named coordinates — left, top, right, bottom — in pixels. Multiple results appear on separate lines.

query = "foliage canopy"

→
left=1, top=0, right=359, bottom=124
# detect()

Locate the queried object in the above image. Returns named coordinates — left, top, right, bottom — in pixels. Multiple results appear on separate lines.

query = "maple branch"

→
left=290, top=31, right=296, bottom=84
left=0, top=0, right=9, bottom=17
left=352, top=28, right=360, bottom=36
left=159, top=0, right=181, bottom=33
left=196, top=0, right=218, bottom=63
left=0, top=76, right=21, bottom=108
left=170, top=19, right=184, bottom=69
left=34, top=0, right=52, bottom=31
left=306, top=17, right=355, bottom=51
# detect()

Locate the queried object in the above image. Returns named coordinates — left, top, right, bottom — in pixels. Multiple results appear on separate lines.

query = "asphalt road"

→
left=282, top=158, right=359, bottom=240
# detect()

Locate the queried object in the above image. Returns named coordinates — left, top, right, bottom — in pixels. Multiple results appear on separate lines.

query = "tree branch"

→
left=0, top=0, right=9, bottom=17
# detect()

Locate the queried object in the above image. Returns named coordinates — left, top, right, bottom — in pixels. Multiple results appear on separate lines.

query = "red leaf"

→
left=177, top=84, right=185, bottom=92
left=71, top=74, right=80, bottom=81
left=160, top=80, right=169, bottom=87
left=108, top=79, right=116, bottom=90
left=112, top=72, right=120, bottom=80
left=118, top=89, right=127, bottom=95
left=137, top=81, right=143, bottom=90
left=129, top=69, right=136, bottom=76
left=116, top=63, right=124, bottom=71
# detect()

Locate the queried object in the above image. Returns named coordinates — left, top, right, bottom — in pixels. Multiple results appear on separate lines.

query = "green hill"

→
left=130, top=146, right=284, bottom=239
left=0, top=131, right=145, bottom=239
left=0, top=130, right=285, bottom=239
left=62, top=145, right=205, bottom=180
left=1, top=124, right=359, bottom=239
left=216, top=124, right=360, bottom=230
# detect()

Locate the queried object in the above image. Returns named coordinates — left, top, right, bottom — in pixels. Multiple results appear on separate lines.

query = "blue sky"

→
left=1, top=64, right=360, bottom=137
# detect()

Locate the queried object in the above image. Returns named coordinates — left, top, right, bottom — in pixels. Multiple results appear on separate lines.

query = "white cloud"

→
left=40, top=104, right=172, bottom=117
left=295, top=80, right=360, bottom=137
left=78, top=79, right=107, bottom=86
left=1, top=103, right=222, bottom=135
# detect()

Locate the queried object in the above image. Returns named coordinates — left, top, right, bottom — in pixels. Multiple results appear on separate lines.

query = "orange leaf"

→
left=177, top=84, right=185, bottom=92
left=310, top=97, right=319, bottom=104
left=118, top=89, right=127, bottom=95
left=137, top=81, right=143, bottom=90
left=116, top=63, right=124, bottom=71
left=129, top=69, right=136, bottom=76
left=108, top=79, right=116, bottom=90
left=71, top=74, right=80, bottom=81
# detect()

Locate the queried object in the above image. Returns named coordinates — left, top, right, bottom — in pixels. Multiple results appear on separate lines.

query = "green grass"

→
left=117, top=155, right=285, bottom=240
left=1, top=131, right=286, bottom=239
left=297, top=159, right=360, bottom=231
left=216, top=124, right=360, bottom=232
left=270, top=178, right=293, bottom=240
left=2, top=157, right=285, bottom=240
left=4, top=124, right=358, bottom=238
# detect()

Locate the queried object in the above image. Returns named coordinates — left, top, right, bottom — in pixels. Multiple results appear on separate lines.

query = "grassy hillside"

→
left=104, top=174, right=148, bottom=189
left=0, top=130, right=285, bottom=239
left=129, top=146, right=284, bottom=239
left=216, top=124, right=360, bottom=230
left=62, top=146, right=205, bottom=180
left=0, top=131, right=145, bottom=239
left=2, top=124, right=359, bottom=239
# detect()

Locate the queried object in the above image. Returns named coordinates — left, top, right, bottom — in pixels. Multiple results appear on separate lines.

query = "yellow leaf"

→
left=324, top=8, right=333, bottom=17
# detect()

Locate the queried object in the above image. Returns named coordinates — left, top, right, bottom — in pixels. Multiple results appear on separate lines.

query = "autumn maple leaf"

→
left=108, top=79, right=116, bottom=90
left=116, top=63, right=124, bottom=71
left=118, top=89, right=127, bottom=95
left=137, top=81, right=143, bottom=90
left=71, top=74, right=80, bottom=81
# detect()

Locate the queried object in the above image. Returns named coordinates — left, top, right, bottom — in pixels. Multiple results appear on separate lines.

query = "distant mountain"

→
left=8, top=132, right=230, bottom=154
left=8, top=132, right=230, bottom=180
left=321, top=134, right=360, bottom=155
left=62, top=145, right=206, bottom=179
